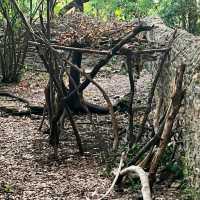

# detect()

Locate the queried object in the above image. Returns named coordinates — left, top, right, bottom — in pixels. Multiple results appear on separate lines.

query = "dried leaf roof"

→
left=52, top=12, right=139, bottom=49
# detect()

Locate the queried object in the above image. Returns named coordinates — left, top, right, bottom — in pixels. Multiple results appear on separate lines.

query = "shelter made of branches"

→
left=13, top=8, right=172, bottom=155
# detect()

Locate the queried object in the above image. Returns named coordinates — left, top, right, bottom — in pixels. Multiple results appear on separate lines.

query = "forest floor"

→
left=0, top=65, right=182, bottom=199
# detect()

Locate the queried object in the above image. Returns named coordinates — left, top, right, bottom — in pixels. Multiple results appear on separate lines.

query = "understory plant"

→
left=0, top=0, right=28, bottom=83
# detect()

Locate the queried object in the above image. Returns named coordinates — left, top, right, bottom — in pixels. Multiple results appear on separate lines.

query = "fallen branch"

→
left=149, top=64, right=186, bottom=184
left=59, top=0, right=89, bottom=15
left=120, top=166, right=152, bottom=200
left=136, top=30, right=177, bottom=142
left=0, top=91, right=44, bottom=116
left=0, top=91, right=30, bottom=105
left=0, top=105, right=44, bottom=116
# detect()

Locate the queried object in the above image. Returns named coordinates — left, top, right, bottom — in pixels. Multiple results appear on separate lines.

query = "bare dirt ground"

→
left=0, top=69, right=181, bottom=200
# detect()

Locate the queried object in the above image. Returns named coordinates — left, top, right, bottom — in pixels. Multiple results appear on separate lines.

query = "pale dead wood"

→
left=120, top=166, right=152, bottom=200
left=97, top=152, right=125, bottom=200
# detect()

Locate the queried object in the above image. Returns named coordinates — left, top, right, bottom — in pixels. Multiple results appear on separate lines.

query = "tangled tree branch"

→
left=136, top=30, right=177, bottom=143
left=149, top=64, right=186, bottom=185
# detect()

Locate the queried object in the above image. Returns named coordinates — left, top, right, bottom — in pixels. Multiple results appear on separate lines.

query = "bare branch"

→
left=120, top=166, right=152, bottom=200
left=97, top=153, right=125, bottom=200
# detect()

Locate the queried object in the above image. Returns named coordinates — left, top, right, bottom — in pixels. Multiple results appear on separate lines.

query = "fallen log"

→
left=143, top=16, right=200, bottom=191
left=0, top=105, right=43, bottom=116
left=0, top=91, right=44, bottom=116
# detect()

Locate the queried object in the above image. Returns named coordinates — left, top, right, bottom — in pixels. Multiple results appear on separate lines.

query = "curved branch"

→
left=0, top=91, right=30, bottom=105
left=120, top=166, right=152, bottom=200
left=64, top=23, right=154, bottom=104
left=65, top=59, right=119, bottom=150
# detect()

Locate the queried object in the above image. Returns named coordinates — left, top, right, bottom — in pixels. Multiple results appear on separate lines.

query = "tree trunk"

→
left=68, top=50, right=83, bottom=111
left=143, top=16, right=200, bottom=192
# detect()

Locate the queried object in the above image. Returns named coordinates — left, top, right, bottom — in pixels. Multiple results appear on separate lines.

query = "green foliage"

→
left=84, top=0, right=157, bottom=21
left=165, top=161, right=184, bottom=179
left=0, top=0, right=28, bottom=83
left=128, top=144, right=141, bottom=158
left=53, top=0, right=200, bottom=34
left=2, top=183, right=13, bottom=193
left=160, top=144, right=184, bottom=179
left=180, top=157, right=200, bottom=200
left=128, top=178, right=141, bottom=192
left=180, top=180, right=200, bottom=200
left=84, top=0, right=200, bottom=34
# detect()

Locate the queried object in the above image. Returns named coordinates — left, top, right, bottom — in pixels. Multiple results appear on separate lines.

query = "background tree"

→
left=0, top=0, right=28, bottom=83
left=158, top=0, right=199, bottom=34
left=62, top=0, right=199, bottom=34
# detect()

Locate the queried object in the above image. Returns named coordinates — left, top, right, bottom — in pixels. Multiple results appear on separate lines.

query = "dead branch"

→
left=0, top=105, right=44, bottom=116
left=120, top=166, right=152, bottom=200
left=149, top=64, right=186, bottom=185
left=97, top=153, right=125, bottom=200
left=29, top=41, right=170, bottom=56
left=59, top=0, right=89, bottom=15
left=0, top=91, right=30, bottom=105
left=0, top=91, right=44, bottom=116
left=129, top=119, right=166, bottom=166
left=65, top=59, right=119, bottom=151
left=127, top=53, right=135, bottom=146
left=115, top=108, right=167, bottom=189
left=138, top=146, right=155, bottom=169
left=136, top=30, right=177, bottom=142
left=29, top=41, right=112, bottom=55
left=38, top=105, right=47, bottom=131
left=65, top=107, right=83, bottom=155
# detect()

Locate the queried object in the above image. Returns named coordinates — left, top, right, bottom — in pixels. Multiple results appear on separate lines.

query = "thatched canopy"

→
left=51, top=12, right=148, bottom=49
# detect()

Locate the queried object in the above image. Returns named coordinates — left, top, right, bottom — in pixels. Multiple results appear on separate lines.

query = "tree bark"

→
left=68, top=50, right=83, bottom=111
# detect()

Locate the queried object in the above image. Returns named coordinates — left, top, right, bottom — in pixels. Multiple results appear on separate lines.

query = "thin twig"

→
left=97, top=152, right=125, bottom=200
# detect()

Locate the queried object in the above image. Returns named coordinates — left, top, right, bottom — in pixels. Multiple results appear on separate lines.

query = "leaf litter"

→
left=0, top=68, right=181, bottom=199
